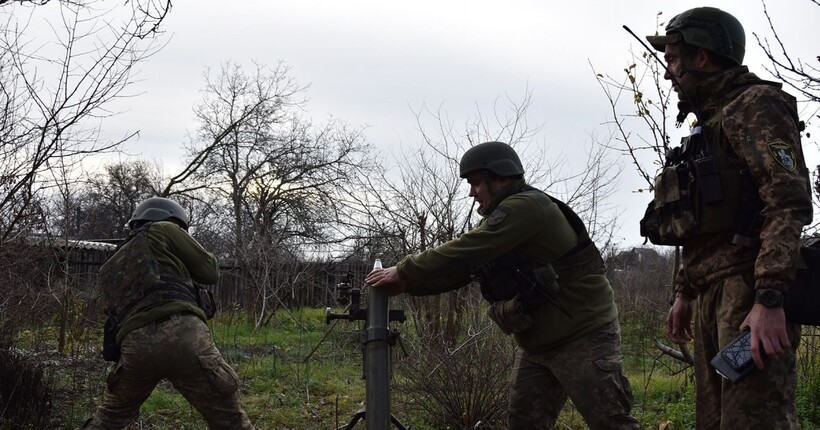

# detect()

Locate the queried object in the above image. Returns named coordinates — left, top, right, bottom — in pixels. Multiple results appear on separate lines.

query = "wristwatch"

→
left=755, top=288, right=785, bottom=308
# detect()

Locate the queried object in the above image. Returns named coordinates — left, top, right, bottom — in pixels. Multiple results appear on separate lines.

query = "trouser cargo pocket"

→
left=198, top=352, right=239, bottom=396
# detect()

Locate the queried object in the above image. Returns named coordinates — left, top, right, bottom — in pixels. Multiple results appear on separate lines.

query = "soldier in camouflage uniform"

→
left=366, top=141, right=639, bottom=430
left=644, top=7, right=812, bottom=429
left=82, top=197, right=254, bottom=430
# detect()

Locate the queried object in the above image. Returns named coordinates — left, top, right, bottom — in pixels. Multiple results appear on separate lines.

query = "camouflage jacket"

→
left=112, top=221, right=220, bottom=342
left=677, top=66, right=812, bottom=296
left=396, top=179, right=618, bottom=351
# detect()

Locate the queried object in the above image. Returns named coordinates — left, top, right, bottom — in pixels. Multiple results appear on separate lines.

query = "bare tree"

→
left=185, top=61, right=303, bottom=251
left=0, top=0, right=172, bottom=38
left=77, top=160, right=162, bottom=239
left=39, top=154, right=87, bottom=355
left=0, top=0, right=166, bottom=245
left=186, top=61, right=377, bottom=326
left=754, top=0, right=820, bottom=105
left=592, top=49, right=673, bottom=191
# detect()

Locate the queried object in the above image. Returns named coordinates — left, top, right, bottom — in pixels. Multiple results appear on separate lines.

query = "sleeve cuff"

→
left=395, top=258, right=411, bottom=281
left=674, top=287, right=697, bottom=301
left=754, top=278, right=790, bottom=294
left=674, top=270, right=697, bottom=300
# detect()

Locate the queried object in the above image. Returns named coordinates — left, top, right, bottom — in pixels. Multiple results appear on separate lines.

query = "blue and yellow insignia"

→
left=768, top=140, right=797, bottom=172
left=486, top=206, right=510, bottom=227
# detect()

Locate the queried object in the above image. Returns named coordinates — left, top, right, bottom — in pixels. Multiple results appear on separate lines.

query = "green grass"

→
left=629, top=369, right=695, bottom=429
left=7, top=308, right=820, bottom=429
left=796, top=331, right=820, bottom=429
left=206, top=308, right=369, bottom=429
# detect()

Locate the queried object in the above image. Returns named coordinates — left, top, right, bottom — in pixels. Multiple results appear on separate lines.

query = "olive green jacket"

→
left=396, top=180, right=618, bottom=351
left=117, top=221, right=219, bottom=342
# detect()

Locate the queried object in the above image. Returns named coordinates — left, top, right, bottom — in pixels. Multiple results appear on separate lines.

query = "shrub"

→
left=0, top=348, right=57, bottom=429
left=394, top=300, right=514, bottom=430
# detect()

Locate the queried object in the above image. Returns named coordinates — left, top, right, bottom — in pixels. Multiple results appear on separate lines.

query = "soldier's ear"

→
left=694, top=47, right=717, bottom=70
left=494, top=175, right=515, bottom=189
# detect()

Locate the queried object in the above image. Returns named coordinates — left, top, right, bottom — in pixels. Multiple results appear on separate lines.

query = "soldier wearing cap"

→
left=367, top=141, right=639, bottom=429
left=82, top=197, right=255, bottom=430
left=643, top=7, right=811, bottom=429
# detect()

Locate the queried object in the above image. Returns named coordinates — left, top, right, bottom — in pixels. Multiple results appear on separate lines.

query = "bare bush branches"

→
left=396, top=304, right=513, bottom=429
left=0, top=0, right=166, bottom=243
left=655, top=340, right=694, bottom=365
left=77, top=160, right=162, bottom=238
left=753, top=0, right=820, bottom=105
left=181, top=61, right=377, bottom=325
left=0, top=0, right=172, bottom=38
left=591, top=51, right=672, bottom=193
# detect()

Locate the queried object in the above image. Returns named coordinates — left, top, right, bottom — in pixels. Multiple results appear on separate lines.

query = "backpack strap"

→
left=519, top=185, right=592, bottom=262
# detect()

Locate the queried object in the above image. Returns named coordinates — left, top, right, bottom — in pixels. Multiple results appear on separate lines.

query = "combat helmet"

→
left=646, top=7, right=745, bottom=66
left=129, top=196, right=189, bottom=229
left=459, top=141, right=525, bottom=178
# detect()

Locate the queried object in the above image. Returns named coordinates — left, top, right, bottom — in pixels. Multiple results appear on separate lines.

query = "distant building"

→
left=24, top=235, right=118, bottom=284
left=608, top=247, right=665, bottom=272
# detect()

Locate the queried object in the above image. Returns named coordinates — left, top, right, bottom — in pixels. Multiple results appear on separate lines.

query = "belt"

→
left=152, top=313, right=177, bottom=325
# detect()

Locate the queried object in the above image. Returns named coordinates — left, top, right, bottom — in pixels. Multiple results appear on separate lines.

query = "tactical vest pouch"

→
left=640, top=165, right=697, bottom=245
left=786, top=246, right=820, bottom=326
left=102, top=316, right=121, bottom=362
left=486, top=296, right=533, bottom=335
left=692, top=167, right=742, bottom=235
left=196, top=285, right=217, bottom=320
left=474, top=256, right=527, bottom=303
left=692, top=155, right=723, bottom=203
left=641, top=147, right=743, bottom=245
left=474, top=254, right=558, bottom=311
left=523, top=264, right=560, bottom=312
left=689, top=126, right=724, bottom=204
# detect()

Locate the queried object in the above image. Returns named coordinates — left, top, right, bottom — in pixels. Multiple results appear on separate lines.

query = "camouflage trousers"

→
left=693, top=273, right=800, bottom=430
left=508, top=320, right=640, bottom=430
left=82, top=313, right=254, bottom=430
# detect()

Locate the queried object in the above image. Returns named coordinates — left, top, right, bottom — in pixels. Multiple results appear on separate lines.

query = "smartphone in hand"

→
left=710, top=330, right=755, bottom=383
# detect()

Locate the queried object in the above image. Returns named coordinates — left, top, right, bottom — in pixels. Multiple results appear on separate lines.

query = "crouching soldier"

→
left=82, top=197, right=254, bottom=430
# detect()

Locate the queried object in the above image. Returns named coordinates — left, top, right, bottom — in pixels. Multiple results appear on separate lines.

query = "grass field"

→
left=4, top=306, right=820, bottom=429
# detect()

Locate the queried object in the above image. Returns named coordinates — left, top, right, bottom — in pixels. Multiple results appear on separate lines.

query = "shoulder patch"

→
left=486, top=206, right=511, bottom=227
left=768, top=140, right=797, bottom=172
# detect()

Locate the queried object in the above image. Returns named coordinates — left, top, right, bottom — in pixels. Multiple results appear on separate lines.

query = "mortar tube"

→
left=365, top=258, right=391, bottom=429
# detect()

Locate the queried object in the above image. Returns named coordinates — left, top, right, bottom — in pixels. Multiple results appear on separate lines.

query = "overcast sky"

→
left=19, top=0, right=820, bottom=249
